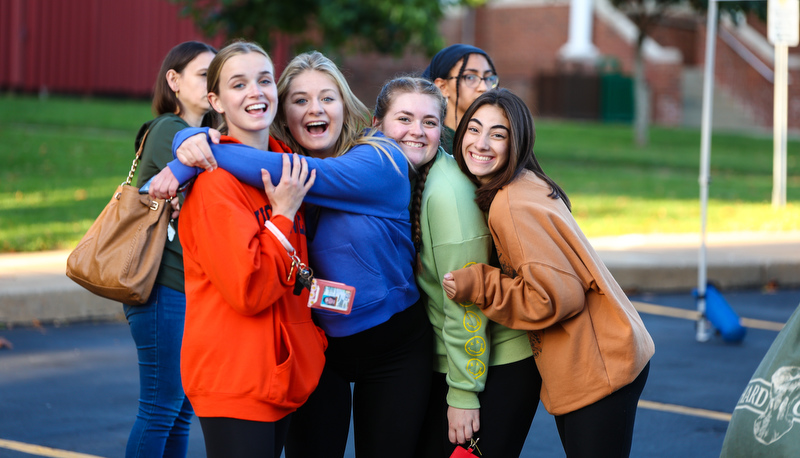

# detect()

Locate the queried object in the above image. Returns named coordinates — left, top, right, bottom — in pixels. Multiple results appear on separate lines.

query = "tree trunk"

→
left=633, top=40, right=650, bottom=147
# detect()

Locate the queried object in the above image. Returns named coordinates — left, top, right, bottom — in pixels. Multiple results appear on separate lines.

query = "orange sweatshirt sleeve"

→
left=181, top=170, right=295, bottom=316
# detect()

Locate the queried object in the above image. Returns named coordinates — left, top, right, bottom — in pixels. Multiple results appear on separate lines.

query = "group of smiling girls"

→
left=131, top=39, right=654, bottom=458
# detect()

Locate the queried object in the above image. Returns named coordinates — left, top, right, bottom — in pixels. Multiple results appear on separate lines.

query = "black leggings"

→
left=555, top=362, right=650, bottom=458
left=198, top=415, right=290, bottom=458
left=284, top=302, right=432, bottom=458
left=415, top=356, right=542, bottom=458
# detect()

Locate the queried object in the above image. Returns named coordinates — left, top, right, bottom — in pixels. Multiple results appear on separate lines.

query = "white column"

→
left=772, top=43, right=788, bottom=208
left=767, top=0, right=798, bottom=208
left=559, top=0, right=600, bottom=62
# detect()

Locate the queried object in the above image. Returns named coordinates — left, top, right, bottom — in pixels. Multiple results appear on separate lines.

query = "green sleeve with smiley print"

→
left=416, top=150, right=531, bottom=410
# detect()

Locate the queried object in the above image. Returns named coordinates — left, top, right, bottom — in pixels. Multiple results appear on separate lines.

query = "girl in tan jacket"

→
left=442, top=88, right=654, bottom=458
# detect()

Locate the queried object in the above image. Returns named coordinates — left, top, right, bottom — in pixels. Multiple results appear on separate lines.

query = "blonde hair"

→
left=271, top=51, right=401, bottom=173
left=207, top=40, right=272, bottom=134
left=271, top=51, right=367, bottom=156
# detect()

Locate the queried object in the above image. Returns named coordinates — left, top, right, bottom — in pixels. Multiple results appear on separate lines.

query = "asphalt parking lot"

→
left=1, top=287, right=798, bottom=457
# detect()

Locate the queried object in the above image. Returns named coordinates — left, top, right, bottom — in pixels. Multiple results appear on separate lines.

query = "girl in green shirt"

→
left=372, top=77, right=539, bottom=457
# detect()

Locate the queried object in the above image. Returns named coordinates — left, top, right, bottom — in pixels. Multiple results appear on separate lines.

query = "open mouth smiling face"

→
left=306, top=120, right=329, bottom=135
left=461, top=104, right=510, bottom=184
left=379, top=92, right=442, bottom=168
left=208, top=52, right=278, bottom=145
left=246, top=103, right=267, bottom=114
left=285, top=70, right=344, bottom=158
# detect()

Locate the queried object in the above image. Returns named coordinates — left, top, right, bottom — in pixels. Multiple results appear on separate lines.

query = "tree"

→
left=609, top=0, right=767, bottom=146
left=171, top=0, right=455, bottom=57
left=608, top=0, right=682, bottom=146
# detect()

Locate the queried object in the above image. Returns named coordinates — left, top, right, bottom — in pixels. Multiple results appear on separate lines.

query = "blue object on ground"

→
left=693, top=284, right=747, bottom=343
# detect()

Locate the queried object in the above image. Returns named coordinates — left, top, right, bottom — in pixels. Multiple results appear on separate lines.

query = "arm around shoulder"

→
left=448, top=195, right=588, bottom=330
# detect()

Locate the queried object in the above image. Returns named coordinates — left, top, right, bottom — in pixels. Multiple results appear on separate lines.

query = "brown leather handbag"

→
left=66, top=130, right=170, bottom=305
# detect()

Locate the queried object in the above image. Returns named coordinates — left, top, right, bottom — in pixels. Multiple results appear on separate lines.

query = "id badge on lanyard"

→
left=264, top=220, right=355, bottom=315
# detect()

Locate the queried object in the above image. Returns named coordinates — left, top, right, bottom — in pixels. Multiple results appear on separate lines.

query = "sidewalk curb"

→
left=0, top=289, right=124, bottom=326
left=0, top=251, right=124, bottom=327
left=1, top=232, right=799, bottom=327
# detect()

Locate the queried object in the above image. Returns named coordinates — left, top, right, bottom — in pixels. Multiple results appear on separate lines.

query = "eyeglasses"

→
left=447, top=74, right=499, bottom=89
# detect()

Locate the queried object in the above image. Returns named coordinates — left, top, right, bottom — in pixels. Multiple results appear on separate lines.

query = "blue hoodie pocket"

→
left=311, top=243, right=387, bottom=307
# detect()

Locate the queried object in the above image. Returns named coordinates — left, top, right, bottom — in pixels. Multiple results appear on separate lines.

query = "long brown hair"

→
left=151, top=41, right=217, bottom=118
left=453, top=88, right=570, bottom=213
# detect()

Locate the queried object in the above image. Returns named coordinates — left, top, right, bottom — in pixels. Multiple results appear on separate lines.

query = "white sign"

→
left=769, top=0, right=800, bottom=46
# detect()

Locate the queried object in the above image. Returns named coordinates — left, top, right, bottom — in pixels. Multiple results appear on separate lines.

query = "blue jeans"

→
left=124, top=284, right=194, bottom=458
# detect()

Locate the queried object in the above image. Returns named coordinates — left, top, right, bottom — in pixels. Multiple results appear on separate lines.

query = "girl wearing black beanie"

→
left=422, top=44, right=498, bottom=153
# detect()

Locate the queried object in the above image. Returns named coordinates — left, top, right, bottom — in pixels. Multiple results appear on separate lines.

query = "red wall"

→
left=2, top=1, right=779, bottom=129
left=0, top=0, right=222, bottom=97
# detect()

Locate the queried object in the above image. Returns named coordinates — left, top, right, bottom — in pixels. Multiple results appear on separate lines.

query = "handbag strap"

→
left=125, top=128, right=151, bottom=186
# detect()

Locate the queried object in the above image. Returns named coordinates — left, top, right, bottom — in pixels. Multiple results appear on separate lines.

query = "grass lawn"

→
left=0, top=94, right=798, bottom=252
left=536, top=120, right=800, bottom=235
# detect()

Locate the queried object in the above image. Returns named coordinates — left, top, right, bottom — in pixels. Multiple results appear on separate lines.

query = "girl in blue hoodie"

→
left=148, top=51, right=431, bottom=458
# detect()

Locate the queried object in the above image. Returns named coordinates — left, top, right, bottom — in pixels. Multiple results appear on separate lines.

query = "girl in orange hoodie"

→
left=176, top=41, right=327, bottom=458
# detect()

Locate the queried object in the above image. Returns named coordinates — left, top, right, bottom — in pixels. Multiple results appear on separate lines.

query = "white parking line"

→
left=632, top=300, right=778, bottom=423
left=638, top=400, right=732, bottom=422
left=632, top=301, right=784, bottom=331
left=0, top=439, right=105, bottom=458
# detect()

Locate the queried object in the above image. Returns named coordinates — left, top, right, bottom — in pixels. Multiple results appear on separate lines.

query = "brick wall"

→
left=339, top=52, right=430, bottom=112
left=479, top=5, right=571, bottom=112
left=472, top=3, right=682, bottom=125
left=697, top=22, right=798, bottom=130
left=649, top=14, right=799, bottom=131
left=343, top=5, right=796, bottom=130
left=651, top=16, right=703, bottom=66
left=326, top=4, right=687, bottom=126
left=647, top=61, right=684, bottom=126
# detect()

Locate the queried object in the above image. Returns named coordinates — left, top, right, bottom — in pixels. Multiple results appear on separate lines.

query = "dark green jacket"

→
left=440, top=125, right=456, bottom=155
left=134, top=113, right=187, bottom=293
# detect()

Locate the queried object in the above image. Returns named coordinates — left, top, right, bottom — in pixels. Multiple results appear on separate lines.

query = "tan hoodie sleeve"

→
left=450, top=175, right=591, bottom=330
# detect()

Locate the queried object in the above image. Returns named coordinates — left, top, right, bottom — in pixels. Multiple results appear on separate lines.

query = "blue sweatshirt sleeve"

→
left=168, top=130, right=410, bottom=219
left=167, top=127, right=208, bottom=183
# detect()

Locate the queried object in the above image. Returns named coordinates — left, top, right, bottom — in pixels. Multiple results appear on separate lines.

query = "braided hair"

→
left=410, top=158, right=436, bottom=272
left=421, top=44, right=497, bottom=130
left=373, top=76, right=447, bottom=273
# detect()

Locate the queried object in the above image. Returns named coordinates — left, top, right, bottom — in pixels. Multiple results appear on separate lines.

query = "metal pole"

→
left=697, top=0, right=718, bottom=342
left=773, top=43, right=788, bottom=208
